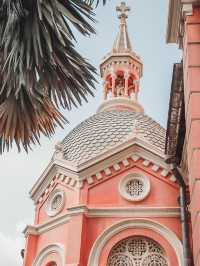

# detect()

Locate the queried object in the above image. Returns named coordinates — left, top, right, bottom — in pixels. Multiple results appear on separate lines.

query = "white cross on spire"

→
left=116, top=2, right=131, bottom=20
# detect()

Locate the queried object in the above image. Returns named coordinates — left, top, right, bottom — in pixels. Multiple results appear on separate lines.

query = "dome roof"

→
left=62, top=110, right=166, bottom=165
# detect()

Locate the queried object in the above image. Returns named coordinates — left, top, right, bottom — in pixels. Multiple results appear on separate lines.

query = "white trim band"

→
left=24, top=206, right=180, bottom=237
left=88, top=219, right=183, bottom=266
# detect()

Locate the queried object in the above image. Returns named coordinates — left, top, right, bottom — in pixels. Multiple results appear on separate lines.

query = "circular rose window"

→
left=119, top=174, right=150, bottom=201
left=46, top=190, right=65, bottom=217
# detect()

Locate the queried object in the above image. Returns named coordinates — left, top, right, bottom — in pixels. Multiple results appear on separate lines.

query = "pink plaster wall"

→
left=35, top=182, right=80, bottom=225
left=183, top=7, right=200, bottom=265
left=24, top=158, right=181, bottom=266
left=86, top=165, right=178, bottom=207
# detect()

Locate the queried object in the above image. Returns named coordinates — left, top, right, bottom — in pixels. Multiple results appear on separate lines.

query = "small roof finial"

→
left=112, top=2, right=132, bottom=53
left=116, top=2, right=130, bottom=22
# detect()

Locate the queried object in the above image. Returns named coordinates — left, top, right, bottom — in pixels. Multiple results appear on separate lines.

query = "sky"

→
left=0, top=1, right=181, bottom=265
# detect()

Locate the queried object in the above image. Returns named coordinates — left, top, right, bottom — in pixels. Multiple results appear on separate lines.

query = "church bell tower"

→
left=99, top=2, right=143, bottom=113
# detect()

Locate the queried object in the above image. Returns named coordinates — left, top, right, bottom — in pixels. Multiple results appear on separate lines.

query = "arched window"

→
left=33, top=244, right=64, bottom=266
left=107, top=236, right=168, bottom=266
left=46, top=262, right=57, bottom=266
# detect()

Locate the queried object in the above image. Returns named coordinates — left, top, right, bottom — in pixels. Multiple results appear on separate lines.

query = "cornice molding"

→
left=30, top=140, right=178, bottom=205
left=86, top=207, right=180, bottom=218
left=31, top=146, right=178, bottom=205
left=23, top=213, right=70, bottom=237
left=166, top=0, right=196, bottom=46
left=100, top=53, right=142, bottom=76
left=24, top=206, right=180, bottom=237
left=97, top=97, right=144, bottom=113
left=30, top=136, right=168, bottom=202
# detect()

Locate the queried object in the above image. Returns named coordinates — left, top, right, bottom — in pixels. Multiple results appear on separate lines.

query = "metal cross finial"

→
left=116, top=2, right=131, bottom=20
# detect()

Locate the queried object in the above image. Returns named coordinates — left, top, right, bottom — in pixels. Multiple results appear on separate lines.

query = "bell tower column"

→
left=124, top=71, right=129, bottom=97
left=111, top=72, right=116, bottom=97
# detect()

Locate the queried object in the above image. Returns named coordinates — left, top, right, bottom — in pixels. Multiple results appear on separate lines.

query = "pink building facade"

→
left=166, top=1, right=200, bottom=265
left=23, top=3, right=185, bottom=266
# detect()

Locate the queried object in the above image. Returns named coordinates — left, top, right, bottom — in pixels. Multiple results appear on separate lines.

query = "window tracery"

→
left=119, top=174, right=150, bottom=202
left=51, top=194, right=62, bottom=211
left=126, top=179, right=144, bottom=197
left=107, top=237, right=168, bottom=266
left=46, top=190, right=65, bottom=217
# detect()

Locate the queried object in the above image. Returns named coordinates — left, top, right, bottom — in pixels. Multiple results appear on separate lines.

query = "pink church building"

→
left=22, top=3, right=188, bottom=266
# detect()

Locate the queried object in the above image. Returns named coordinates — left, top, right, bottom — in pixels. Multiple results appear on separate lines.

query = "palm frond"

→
left=0, top=90, right=67, bottom=153
left=83, top=0, right=107, bottom=6
left=0, top=0, right=103, bottom=153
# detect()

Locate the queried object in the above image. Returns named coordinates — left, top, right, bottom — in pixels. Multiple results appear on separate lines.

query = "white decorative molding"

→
left=113, top=163, right=121, bottom=171
left=87, top=219, right=184, bottom=266
left=53, top=142, right=64, bottom=161
left=33, top=149, right=177, bottom=205
left=46, top=190, right=65, bottom=217
left=55, top=173, right=60, bottom=179
left=131, top=154, right=140, bottom=162
left=161, top=170, right=169, bottom=177
left=67, top=205, right=88, bottom=216
left=77, top=181, right=84, bottom=189
left=182, top=1, right=193, bottom=18
left=97, top=97, right=144, bottom=113
left=24, top=215, right=70, bottom=237
left=50, top=180, right=55, bottom=187
left=59, top=174, right=65, bottom=182
left=69, top=179, right=77, bottom=187
left=96, top=172, right=103, bottom=180
left=87, top=207, right=180, bottom=218
left=87, top=176, right=94, bottom=185
left=152, top=164, right=160, bottom=172
left=104, top=168, right=112, bottom=176
left=119, top=173, right=151, bottom=202
left=39, top=197, right=43, bottom=203
left=143, top=160, right=150, bottom=167
left=24, top=206, right=180, bottom=237
left=169, top=175, right=177, bottom=182
left=122, top=159, right=130, bottom=167
left=30, top=159, right=79, bottom=204
left=64, top=176, right=71, bottom=185
left=30, top=141, right=174, bottom=204
left=33, top=244, right=65, bottom=266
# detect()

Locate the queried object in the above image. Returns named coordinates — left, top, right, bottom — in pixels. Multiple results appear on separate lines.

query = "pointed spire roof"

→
left=113, top=2, right=132, bottom=53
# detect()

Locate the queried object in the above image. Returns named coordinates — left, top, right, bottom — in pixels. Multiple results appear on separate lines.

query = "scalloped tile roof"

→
left=62, top=111, right=166, bottom=165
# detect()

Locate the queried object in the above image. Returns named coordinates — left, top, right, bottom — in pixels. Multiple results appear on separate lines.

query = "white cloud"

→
left=0, top=221, right=28, bottom=266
